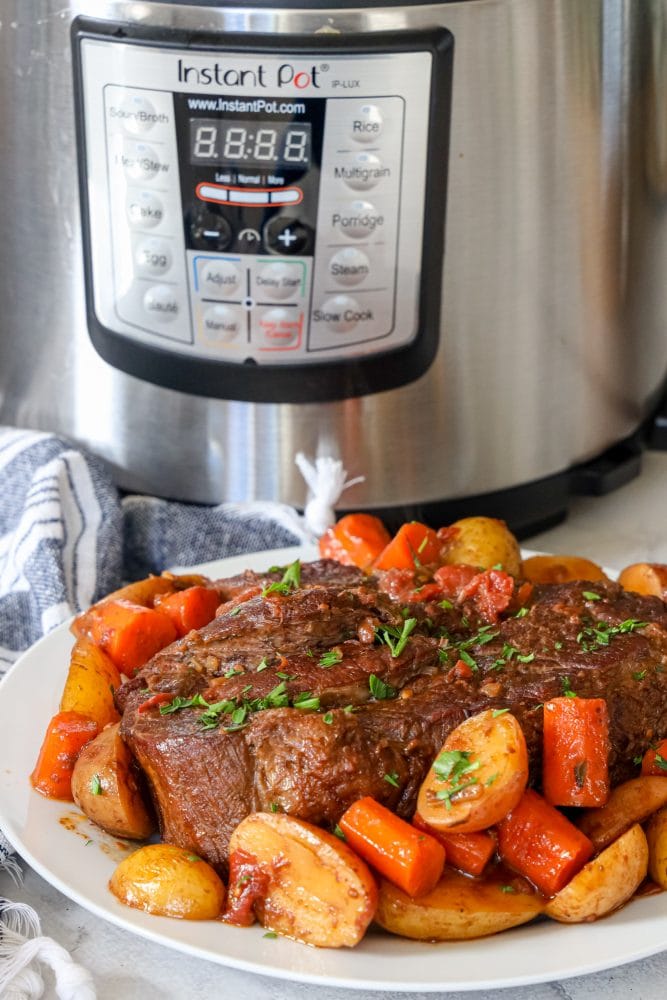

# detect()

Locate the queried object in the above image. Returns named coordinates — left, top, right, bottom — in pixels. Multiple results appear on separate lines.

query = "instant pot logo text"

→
left=177, top=59, right=321, bottom=90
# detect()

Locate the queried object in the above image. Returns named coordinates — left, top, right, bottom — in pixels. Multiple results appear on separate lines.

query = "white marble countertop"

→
left=4, top=452, right=667, bottom=1000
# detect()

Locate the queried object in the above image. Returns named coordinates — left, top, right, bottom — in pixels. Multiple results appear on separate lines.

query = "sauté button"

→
left=201, top=304, right=243, bottom=344
left=335, top=152, right=386, bottom=192
left=328, top=248, right=370, bottom=287
left=143, top=285, right=179, bottom=322
left=350, top=105, right=383, bottom=144
left=254, top=262, right=303, bottom=301
left=264, top=216, right=313, bottom=255
left=127, top=190, right=164, bottom=229
left=188, top=205, right=233, bottom=252
left=333, top=200, right=384, bottom=240
left=135, top=238, right=172, bottom=277
left=123, top=143, right=163, bottom=182
left=199, top=259, right=242, bottom=299
left=313, top=296, right=372, bottom=334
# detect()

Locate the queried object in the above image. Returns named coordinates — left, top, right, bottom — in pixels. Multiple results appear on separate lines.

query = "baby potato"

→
left=617, top=562, right=667, bottom=599
left=545, top=824, right=648, bottom=923
left=227, top=811, right=377, bottom=948
left=376, top=866, right=544, bottom=941
left=441, top=517, right=522, bottom=576
left=521, top=554, right=607, bottom=585
left=577, top=776, right=667, bottom=850
left=417, top=710, right=528, bottom=834
left=646, top=806, right=667, bottom=890
left=60, top=637, right=121, bottom=730
left=71, top=723, right=155, bottom=840
left=110, top=844, right=225, bottom=919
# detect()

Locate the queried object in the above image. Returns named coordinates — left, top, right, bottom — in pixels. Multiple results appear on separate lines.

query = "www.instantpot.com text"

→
left=186, top=96, right=307, bottom=116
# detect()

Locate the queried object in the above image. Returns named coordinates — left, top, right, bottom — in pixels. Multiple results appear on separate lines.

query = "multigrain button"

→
left=313, top=295, right=372, bottom=334
left=254, top=262, right=303, bottom=301
left=201, top=304, right=243, bottom=344
left=135, top=238, right=172, bottom=277
left=143, top=285, right=179, bottom=322
left=334, top=152, right=387, bottom=192
left=350, top=104, right=383, bottom=144
left=127, top=190, right=164, bottom=229
left=199, top=259, right=242, bottom=299
left=328, top=248, right=370, bottom=288
left=332, top=200, right=384, bottom=240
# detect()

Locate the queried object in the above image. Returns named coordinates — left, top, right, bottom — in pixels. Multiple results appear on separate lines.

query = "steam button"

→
left=201, top=304, right=243, bottom=344
left=328, top=248, right=370, bottom=288
left=143, top=285, right=179, bottom=323
left=199, top=259, right=242, bottom=299
left=350, top=105, right=383, bottom=144
left=135, top=238, right=172, bottom=277
left=127, top=190, right=164, bottom=229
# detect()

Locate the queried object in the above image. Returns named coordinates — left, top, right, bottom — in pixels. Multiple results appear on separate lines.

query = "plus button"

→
left=264, top=216, right=313, bottom=255
left=277, top=228, right=298, bottom=248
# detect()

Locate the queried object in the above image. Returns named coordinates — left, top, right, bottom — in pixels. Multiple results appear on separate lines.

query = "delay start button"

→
left=254, top=262, right=303, bottom=301
left=313, top=296, right=373, bottom=334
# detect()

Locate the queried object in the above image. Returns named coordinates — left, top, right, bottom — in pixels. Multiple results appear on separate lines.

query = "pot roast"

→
left=117, top=560, right=667, bottom=872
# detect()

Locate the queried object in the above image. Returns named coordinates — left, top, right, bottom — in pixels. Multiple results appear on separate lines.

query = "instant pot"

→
left=1, top=0, right=665, bottom=533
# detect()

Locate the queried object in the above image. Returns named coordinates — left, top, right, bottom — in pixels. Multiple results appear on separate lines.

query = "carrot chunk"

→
left=413, top=813, right=495, bottom=876
left=542, top=697, right=610, bottom=807
left=87, top=599, right=178, bottom=675
left=373, top=522, right=441, bottom=572
left=30, top=710, right=99, bottom=800
left=319, top=513, right=391, bottom=570
left=339, top=796, right=445, bottom=898
left=155, top=586, right=221, bottom=636
left=496, top=789, right=594, bottom=897
left=641, top=738, right=667, bottom=776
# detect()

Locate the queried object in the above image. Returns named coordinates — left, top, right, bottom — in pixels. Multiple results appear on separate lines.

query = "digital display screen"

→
left=189, top=118, right=312, bottom=169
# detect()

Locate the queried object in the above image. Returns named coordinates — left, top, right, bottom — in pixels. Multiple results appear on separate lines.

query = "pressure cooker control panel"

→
left=73, top=23, right=453, bottom=402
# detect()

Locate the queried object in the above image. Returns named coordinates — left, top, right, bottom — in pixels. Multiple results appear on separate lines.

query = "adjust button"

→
left=135, top=238, right=172, bottom=278
left=143, top=285, right=179, bottom=323
left=313, top=295, right=372, bottom=334
left=201, top=304, right=243, bottom=344
left=328, top=248, right=370, bottom=288
left=254, top=262, right=303, bottom=301
left=199, top=259, right=242, bottom=299
left=350, top=104, right=383, bottom=144
left=264, top=216, right=313, bottom=255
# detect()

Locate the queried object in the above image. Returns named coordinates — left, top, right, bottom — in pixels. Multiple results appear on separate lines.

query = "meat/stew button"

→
left=313, top=296, right=373, bottom=334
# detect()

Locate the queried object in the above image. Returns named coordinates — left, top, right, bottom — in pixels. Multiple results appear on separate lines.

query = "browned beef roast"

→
left=119, top=565, right=667, bottom=872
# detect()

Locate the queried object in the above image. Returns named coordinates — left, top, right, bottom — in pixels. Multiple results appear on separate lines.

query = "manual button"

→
left=313, top=296, right=373, bottom=334
left=201, top=304, right=243, bottom=344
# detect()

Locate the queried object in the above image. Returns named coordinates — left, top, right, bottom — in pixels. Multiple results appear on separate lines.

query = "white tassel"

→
left=0, top=900, right=96, bottom=1000
left=295, top=453, right=364, bottom=539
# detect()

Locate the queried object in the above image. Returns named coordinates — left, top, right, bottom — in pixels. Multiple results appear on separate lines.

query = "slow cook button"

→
left=199, top=259, right=242, bottom=299
left=127, top=190, right=164, bottom=229
left=313, top=296, right=372, bottom=334
left=328, top=248, right=370, bottom=287
left=201, top=304, right=243, bottom=344
left=254, top=262, right=303, bottom=301
left=135, top=238, right=172, bottom=277
left=350, top=104, right=383, bottom=144
left=143, top=285, right=179, bottom=322
left=334, top=152, right=387, bottom=192
left=333, top=201, right=384, bottom=240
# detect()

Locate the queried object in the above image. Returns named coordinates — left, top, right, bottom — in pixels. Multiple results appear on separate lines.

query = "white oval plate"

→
left=0, top=545, right=665, bottom=992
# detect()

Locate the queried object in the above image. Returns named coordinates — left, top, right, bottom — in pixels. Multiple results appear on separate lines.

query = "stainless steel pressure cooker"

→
left=0, top=0, right=664, bottom=533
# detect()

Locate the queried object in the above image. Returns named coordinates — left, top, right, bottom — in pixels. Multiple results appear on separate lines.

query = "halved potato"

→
left=71, top=723, right=155, bottom=840
left=417, top=709, right=528, bottom=833
left=617, top=562, right=667, bottom=599
left=577, top=776, right=667, bottom=850
left=545, top=824, right=648, bottom=923
left=521, top=554, right=607, bottom=585
left=440, top=517, right=522, bottom=577
left=110, top=844, right=225, bottom=919
left=60, top=637, right=121, bottom=729
left=226, top=811, right=377, bottom=948
left=375, top=866, right=544, bottom=941
left=646, top=806, right=667, bottom=890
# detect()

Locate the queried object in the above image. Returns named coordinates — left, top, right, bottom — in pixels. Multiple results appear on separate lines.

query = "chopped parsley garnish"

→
left=654, top=753, right=667, bottom=772
left=159, top=693, right=210, bottom=715
left=491, top=708, right=510, bottom=718
left=514, top=606, right=529, bottom=618
left=343, top=704, right=357, bottom=714
left=322, top=711, right=334, bottom=725
left=263, top=931, right=278, bottom=939
left=318, top=649, right=343, bottom=668
left=632, top=670, right=647, bottom=681
left=432, top=750, right=481, bottom=809
left=256, top=657, right=270, bottom=672
left=440, top=624, right=499, bottom=671
left=375, top=618, right=418, bottom=658
left=157, top=677, right=316, bottom=731
left=369, top=673, right=397, bottom=700
left=262, top=559, right=301, bottom=597
left=89, top=774, right=102, bottom=796
left=275, top=671, right=294, bottom=680
left=383, top=771, right=400, bottom=788
left=292, top=692, right=320, bottom=711
left=229, top=606, right=242, bottom=617
left=439, top=598, right=454, bottom=611
left=333, top=824, right=346, bottom=840
left=554, top=641, right=563, bottom=650
left=582, top=591, right=601, bottom=602
left=186, top=853, right=201, bottom=863
left=633, top=754, right=643, bottom=766
left=576, top=618, right=647, bottom=653
left=224, top=667, right=244, bottom=679
left=499, top=885, right=516, bottom=894
left=561, top=676, right=577, bottom=698
left=270, top=802, right=280, bottom=813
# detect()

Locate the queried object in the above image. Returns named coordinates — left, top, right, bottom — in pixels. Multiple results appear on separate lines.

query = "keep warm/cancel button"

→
left=312, top=296, right=373, bottom=334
